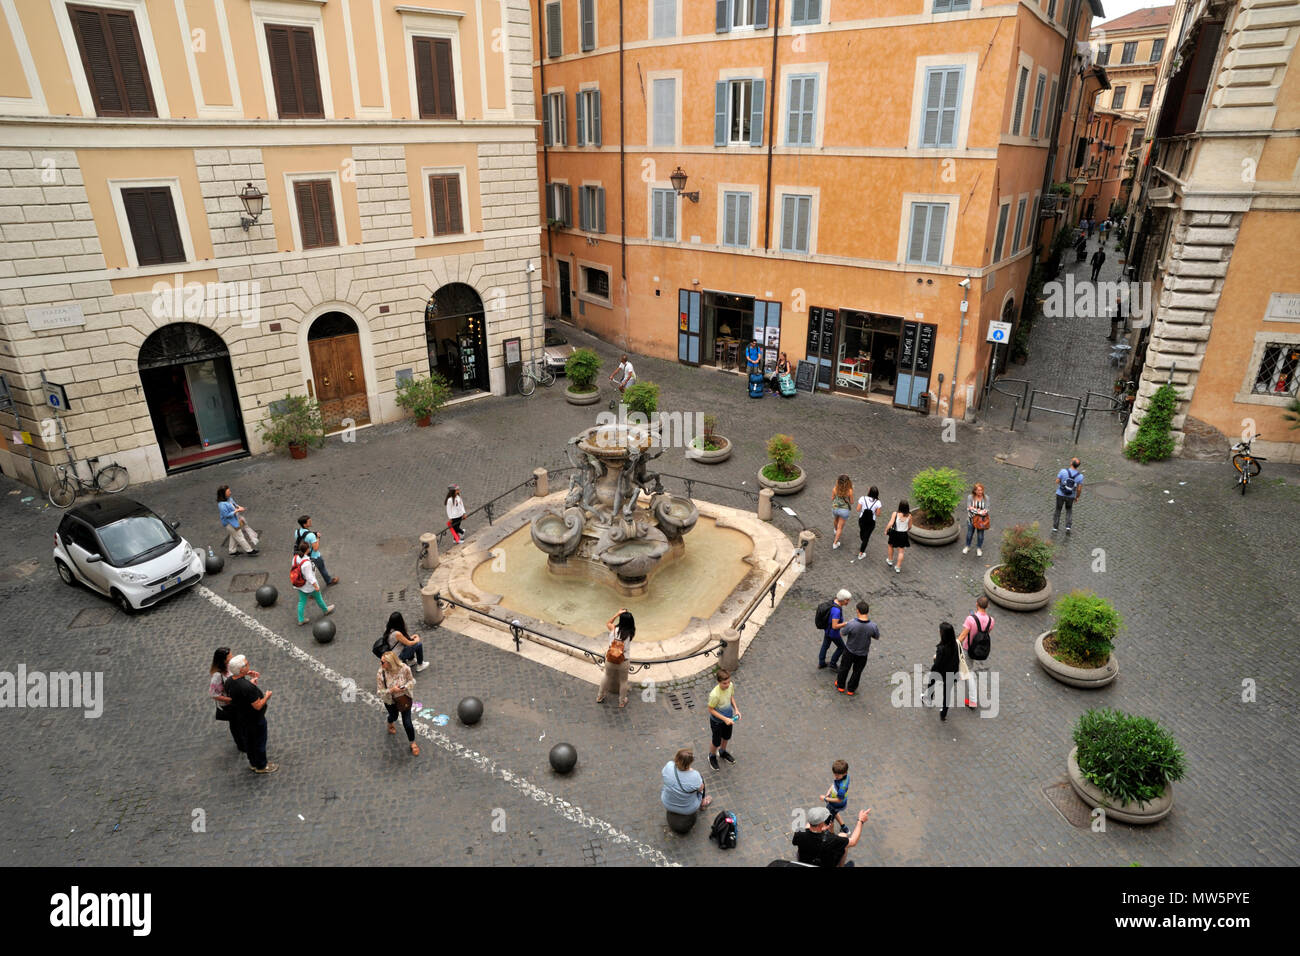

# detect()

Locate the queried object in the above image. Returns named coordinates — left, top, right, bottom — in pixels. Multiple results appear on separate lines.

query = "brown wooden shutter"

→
left=429, top=174, right=463, bottom=235
left=293, top=27, right=324, bottom=116
left=266, top=25, right=298, bottom=116
left=313, top=181, right=337, bottom=246
left=414, top=37, right=436, bottom=117
left=444, top=175, right=463, bottom=233
left=266, top=24, right=323, bottom=117
left=295, top=181, right=321, bottom=248
left=68, top=4, right=156, bottom=117
left=106, top=10, right=153, bottom=114
left=432, top=38, right=455, bottom=118
left=121, top=187, right=184, bottom=265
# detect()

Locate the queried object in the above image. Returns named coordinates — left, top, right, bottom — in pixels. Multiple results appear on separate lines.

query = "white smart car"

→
left=53, top=498, right=205, bottom=613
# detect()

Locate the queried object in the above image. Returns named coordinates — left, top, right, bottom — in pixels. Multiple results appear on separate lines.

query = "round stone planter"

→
left=1067, top=747, right=1173, bottom=825
left=908, top=514, right=959, bottom=546
left=757, top=464, right=806, bottom=495
left=565, top=386, right=601, bottom=406
left=1035, top=631, right=1119, bottom=689
left=983, top=565, right=1052, bottom=611
left=685, top=435, right=732, bottom=464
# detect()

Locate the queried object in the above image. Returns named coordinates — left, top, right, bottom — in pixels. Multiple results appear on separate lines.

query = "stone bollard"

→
left=533, top=467, right=548, bottom=497
left=757, top=487, right=774, bottom=521
left=419, top=532, right=439, bottom=571
left=720, top=627, right=741, bottom=673
left=421, top=580, right=444, bottom=627
left=798, top=529, right=815, bottom=568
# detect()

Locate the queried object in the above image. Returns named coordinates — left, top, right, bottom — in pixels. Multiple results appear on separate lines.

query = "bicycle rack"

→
left=1074, top=390, right=1127, bottom=442
left=1024, top=389, right=1083, bottom=437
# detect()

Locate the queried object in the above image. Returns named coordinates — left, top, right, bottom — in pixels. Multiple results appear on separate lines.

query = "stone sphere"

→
left=255, top=584, right=277, bottom=607
left=204, top=552, right=225, bottom=575
left=549, top=742, right=578, bottom=774
left=312, top=618, right=336, bottom=644
left=457, top=696, right=483, bottom=725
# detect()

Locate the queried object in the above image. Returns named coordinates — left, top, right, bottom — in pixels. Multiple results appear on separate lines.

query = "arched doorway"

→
left=985, top=295, right=1016, bottom=399
left=138, top=323, right=248, bottom=472
left=425, top=283, right=488, bottom=394
left=307, top=311, right=371, bottom=432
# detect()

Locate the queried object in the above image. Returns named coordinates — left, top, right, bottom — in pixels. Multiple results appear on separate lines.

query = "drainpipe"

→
left=620, top=0, right=628, bottom=345
left=762, top=1, right=782, bottom=250
left=537, top=0, right=553, bottom=271
left=949, top=278, right=971, bottom=417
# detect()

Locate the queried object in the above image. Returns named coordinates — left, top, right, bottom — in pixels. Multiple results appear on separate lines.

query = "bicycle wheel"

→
left=1240, top=472, right=1248, bottom=495
left=1232, top=454, right=1260, bottom=476
left=539, top=365, right=556, bottom=387
left=95, top=464, right=129, bottom=494
left=49, top=477, right=77, bottom=508
left=517, top=372, right=536, bottom=397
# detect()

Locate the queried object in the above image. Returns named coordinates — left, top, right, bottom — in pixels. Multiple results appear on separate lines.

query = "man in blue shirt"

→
left=819, top=590, right=851, bottom=670
left=745, top=339, right=762, bottom=374
left=296, top=515, right=340, bottom=586
left=1053, top=458, right=1084, bottom=533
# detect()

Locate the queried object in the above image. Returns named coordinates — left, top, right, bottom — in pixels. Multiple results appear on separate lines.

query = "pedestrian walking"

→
left=819, top=760, right=851, bottom=833
left=661, top=748, right=712, bottom=815
left=830, top=475, right=854, bottom=550
left=884, top=500, right=912, bottom=573
left=596, top=608, right=634, bottom=708
left=1090, top=247, right=1106, bottom=281
left=208, top=646, right=245, bottom=754
left=855, top=485, right=882, bottom=560
left=383, top=611, right=428, bottom=671
left=291, top=540, right=334, bottom=626
left=1075, top=232, right=1088, bottom=262
left=926, top=623, right=962, bottom=721
left=956, top=596, right=995, bottom=708
left=792, top=807, right=871, bottom=867
left=445, top=485, right=467, bottom=543
left=224, top=654, right=275, bottom=773
left=818, top=589, right=852, bottom=670
left=296, top=515, right=338, bottom=586
left=706, top=668, right=741, bottom=770
left=377, top=650, right=420, bottom=756
left=1087, top=217, right=1096, bottom=238
left=963, top=483, right=990, bottom=556
left=1052, top=457, right=1084, bottom=533
left=217, top=486, right=258, bottom=556
left=835, top=601, right=880, bottom=696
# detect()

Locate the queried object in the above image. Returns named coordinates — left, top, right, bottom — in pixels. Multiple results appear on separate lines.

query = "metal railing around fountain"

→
left=430, top=592, right=728, bottom=674
left=654, top=471, right=809, bottom=542
left=732, top=548, right=802, bottom=634
left=430, top=464, right=573, bottom=547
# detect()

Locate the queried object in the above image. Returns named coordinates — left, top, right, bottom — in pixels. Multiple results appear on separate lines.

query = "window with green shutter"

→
left=652, top=78, right=676, bottom=146
left=785, top=74, right=817, bottom=147
left=779, top=194, right=811, bottom=254
left=722, top=191, right=751, bottom=247
left=920, top=66, right=963, bottom=148
left=121, top=187, right=185, bottom=265
left=652, top=0, right=676, bottom=38
left=545, top=2, right=562, bottom=58
left=580, top=185, right=606, bottom=233
left=906, top=202, right=948, bottom=266
left=1012, top=65, right=1029, bottom=135
left=932, top=0, right=971, bottom=11
left=993, top=202, right=1010, bottom=262
left=544, top=92, right=567, bottom=146
left=68, top=4, right=157, bottom=117
left=547, top=183, right=572, bottom=226
left=576, top=89, right=601, bottom=146
left=791, top=0, right=822, bottom=25
left=1011, top=196, right=1027, bottom=252
left=1029, top=73, right=1046, bottom=138
left=651, top=188, right=677, bottom=241
left=579, top=0, right=596, bottom=51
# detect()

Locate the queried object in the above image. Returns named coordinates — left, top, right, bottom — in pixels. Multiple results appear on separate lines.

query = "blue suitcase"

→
left=778, top=372, right=796, bottom=397
left=748, top=372, right=765, bottom=398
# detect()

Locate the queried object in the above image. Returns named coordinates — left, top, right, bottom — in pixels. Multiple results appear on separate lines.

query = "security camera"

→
left=957, top=277, right=971, bottom=289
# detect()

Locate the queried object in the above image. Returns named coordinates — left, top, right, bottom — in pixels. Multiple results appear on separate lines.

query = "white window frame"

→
left=781, top=64, right=827, bottom=148
left=1011, top=53, right=1032, bottom=136
left=907, top=53, right=978, bottom=150
left=649, top=0, right=680, bottom=39
left=107, top=177, right=195, bottom=269
left=898, top=194, right=957, bottom=267
left=577, top=259, right=612, bottom=307
left=283, top=169, right=349, bottom=251
left=717, top=185, right=756, bottom=249
left=419, top=165, right=472, bottom=239
left=1029, top=68, right=1048, bottom=139
left=727, top=78, right=755, bottom=146
left=648, top=71, right=681, bottom=147
left=403, top=12, right=467, bottom=123
left=544, top=88, right=567, bottom=146
left=733, top=0, right=758, bottom=29
left=579, top=181, right=606, bottom=233
left=992, top=198, right=1011, bottom=262
left=1237, top=333, right=1300, bottom=404
left=577, top=85, right=601, bottom=146
left=789, top=0, right=824, bottom=27
left=547, top=179, right=572, bottom=227
left=52, top=0, right=172, bottom=119
left=775, top=186, right=819, bottom=256
left=649, top=184, right=678, bottom=242
left=250, top=0, right=335, bottom=121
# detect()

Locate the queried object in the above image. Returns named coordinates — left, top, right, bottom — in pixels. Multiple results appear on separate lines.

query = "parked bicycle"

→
left=48, top=456, right=130, bottom=508
left=1114, top=380, right=1137, bottom=425
left=516, top=357, right=556, bottom=396
left=1231, top=435, right=1265, bottom=495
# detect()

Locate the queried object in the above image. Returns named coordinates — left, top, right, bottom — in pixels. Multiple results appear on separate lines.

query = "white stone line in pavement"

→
left=198, top=586, right=678, bottom=867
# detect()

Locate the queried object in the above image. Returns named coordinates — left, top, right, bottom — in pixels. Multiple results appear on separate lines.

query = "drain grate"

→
left=70, top=607, right=115, bottom=629
left=230, top=572, right=268, bottom=592
left=384, top=587, right=408, bottom=603
left=95, top=646, right=112, bottom=656
left=1042, top=781, right=1092, bottom=828
left=664, top=689, right=698, bottom=712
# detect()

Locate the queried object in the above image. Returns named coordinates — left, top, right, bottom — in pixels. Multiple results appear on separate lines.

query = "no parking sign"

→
left=986, top=321, right=1012, bottom=344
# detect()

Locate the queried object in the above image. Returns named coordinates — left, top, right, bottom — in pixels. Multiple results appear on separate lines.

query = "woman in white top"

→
left=963, top=483, right=990, bottom=556
left=884, top=499, right=912, bottom=574
left=445, top=484, right=467, bottom=543
left=855, top=485, right=882, bottom=560
left=292, top=540, right=334, bottom=625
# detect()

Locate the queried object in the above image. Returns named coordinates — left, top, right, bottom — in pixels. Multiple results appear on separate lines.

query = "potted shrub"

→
left=907, top=467, right=965, bottom=546
left=395, top=373, right=452, bottom=427
left=983, top=522, right=1054, bottom=611
left=257, top=393, right=326, bottom=459
left=757, top=433, right=805, bottom=495
left=1124, top=382, right=1177, bottom=461
left=686, top=414, right=732, bottom=463
left=1035, top=591, right=1122, bottom=688
left=1067, top=708, right=1186, bottom=824
left=623, top=381, right=659, bottom=419
left=564, top=348, right=602, bottom=405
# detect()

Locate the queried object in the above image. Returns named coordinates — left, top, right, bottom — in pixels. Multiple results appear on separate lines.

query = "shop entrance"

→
left=702, top=291, right=755, bottom=371
left=556, top=261, right=572, bottom=319
left=307, top=312, right=371, bottom=433
left=831, top=310, right=902, bottom=400
left=138, top=323, right=248, bottom=472
left=426, top=283, right=489, bottom=394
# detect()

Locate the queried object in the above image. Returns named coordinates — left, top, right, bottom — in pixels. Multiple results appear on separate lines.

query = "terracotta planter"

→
left=1035, top=631, right=1118, bottom=688
left=757, top=464, right=806, bottom=495
left=1067, top=747, right=1173, bottom=825
left=908, top=513, right=959, bottom=546
left=288, top=443, right=308, bottom=460
left=686, top=435, right=732, bottom=464
left=983, top=564, right=1052, bottom=611
left=416, top=414, right=432, bottom=427
left=565, top=386, right=601, bottom=406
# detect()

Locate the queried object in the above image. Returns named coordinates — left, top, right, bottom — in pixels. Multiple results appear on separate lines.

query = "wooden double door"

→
left=309, top=333, right=370, bottom=431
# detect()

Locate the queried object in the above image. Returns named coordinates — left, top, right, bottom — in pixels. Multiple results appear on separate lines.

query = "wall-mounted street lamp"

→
left=669, top=166, right=700, bottom=204
left=238, top=182, right=266, bottom=231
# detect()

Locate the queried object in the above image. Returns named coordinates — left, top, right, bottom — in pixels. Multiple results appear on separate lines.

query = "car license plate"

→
left=159, top=574, right=183, bottom=593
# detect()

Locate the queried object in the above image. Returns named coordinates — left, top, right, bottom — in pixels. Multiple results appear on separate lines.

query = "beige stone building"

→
left=1092, top=5, right=1175, bottom=120
left=1124, top=0, right=1300, bottom=461
left=0, top=1, right=540, bottom=489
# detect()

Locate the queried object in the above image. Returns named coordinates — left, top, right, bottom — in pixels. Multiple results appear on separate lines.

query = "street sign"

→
left=987, top=321, right=1013, bottom=344
left=45, top=382, right=70, bottom=412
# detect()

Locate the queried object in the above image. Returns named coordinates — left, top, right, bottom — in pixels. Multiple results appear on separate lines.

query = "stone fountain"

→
left=530, top=424, right=698, bottom=596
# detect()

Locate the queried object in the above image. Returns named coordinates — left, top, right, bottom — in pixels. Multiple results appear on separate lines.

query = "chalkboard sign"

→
left=807, top=307, right=823, bottom=356
left=900, top=321, right=937, bottom=374
left=795, top=360, right=817, bottom=393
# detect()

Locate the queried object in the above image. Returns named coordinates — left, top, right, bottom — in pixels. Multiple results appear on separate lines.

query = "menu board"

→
left=900, top=321, right=936, bottom=374
left=806, top=307, right=836, bottom=358
left=795, top=360, right=817, bottom=393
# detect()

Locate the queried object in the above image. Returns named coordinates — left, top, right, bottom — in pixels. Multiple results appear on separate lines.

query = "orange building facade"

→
left=533, top=0, right=1103, bottom=418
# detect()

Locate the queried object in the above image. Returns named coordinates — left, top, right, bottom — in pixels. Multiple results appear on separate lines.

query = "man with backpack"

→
left=835, top=602, right=880, bottom=696
left=816, top=590, right=852, bottom=671
left=296, top=515, right=339, bottom=587
left=1053, top=457, right=1084, bottom=533
left=792, top=807, right=871, bottom=867
left=956, top=596, right=994, bottom=709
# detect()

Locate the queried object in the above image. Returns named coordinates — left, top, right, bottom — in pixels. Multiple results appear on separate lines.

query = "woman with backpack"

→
left=208, top=646, right=245, bottom=752
left=596, top=609, right=634, bottom=707
left=377, top=651, right=419, bottom=756
left=829, top=475, right=854, bottom=550
left=927, top=623, right=961, bottom=722
left=291, top=540, right=334, bottom=626
left=382, top=611, right=428, bottom=672
left=855, top=485, right=881, bottom=560
left=445, top=485, right=467, bottom=544
left=884, top=500, right=912, bottom=574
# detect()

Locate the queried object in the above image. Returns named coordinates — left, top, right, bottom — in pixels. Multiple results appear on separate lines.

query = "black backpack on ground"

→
left=709, top=810, right=739, bottom=850
left=814, top=601, right=834, bottom=631
left=968, top=614, right=992, bottom=661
